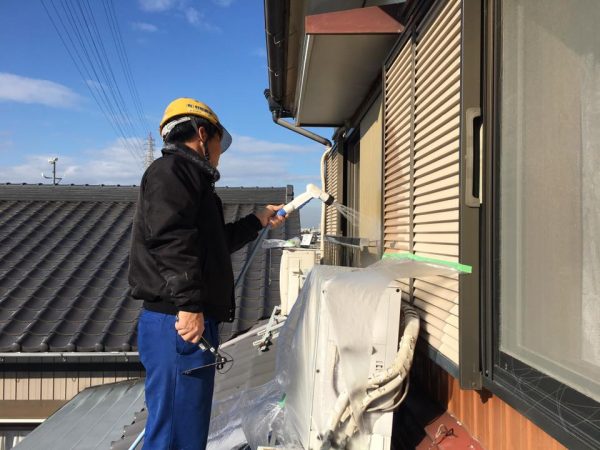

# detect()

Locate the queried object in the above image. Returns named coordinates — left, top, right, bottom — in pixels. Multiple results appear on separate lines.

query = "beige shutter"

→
left=324, top=150, right=342, bottom=265
left=324, top=149, right=341, bottom=236
left=384, top=41, right=413, bottom=256
left=383, top=0, right=462, bottom=365
left=384, top=39, right=414, bottom=299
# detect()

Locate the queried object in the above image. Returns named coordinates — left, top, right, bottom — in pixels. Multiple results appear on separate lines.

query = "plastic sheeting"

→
left=211, top=255, right=470, bottom=449
left=276, top=266, right=353, bottom=448
left=262, top=237, right=302, bottom=249
left=276, top=256, right=468, bottom=448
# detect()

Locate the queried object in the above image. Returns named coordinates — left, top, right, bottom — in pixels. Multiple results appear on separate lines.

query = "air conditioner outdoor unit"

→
left=281, top=265, right=403, bottom=450
left=279, top=248, right=320, bottom=315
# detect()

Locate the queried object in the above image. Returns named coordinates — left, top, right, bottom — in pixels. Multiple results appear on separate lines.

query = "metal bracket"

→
left=253, top=306, right=282, bottom=352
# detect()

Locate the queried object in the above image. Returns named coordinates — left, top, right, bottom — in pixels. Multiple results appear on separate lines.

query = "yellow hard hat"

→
left=159, top=98, right=232, bottom=152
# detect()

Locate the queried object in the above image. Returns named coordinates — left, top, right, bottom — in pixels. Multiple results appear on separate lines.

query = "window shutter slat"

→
left=384, top=0, right=462, bottom=365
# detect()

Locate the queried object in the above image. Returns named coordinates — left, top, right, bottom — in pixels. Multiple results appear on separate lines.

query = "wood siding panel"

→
left=412, top=352, right=567, bottom=450
left=0, top=368, right=141, bottom=408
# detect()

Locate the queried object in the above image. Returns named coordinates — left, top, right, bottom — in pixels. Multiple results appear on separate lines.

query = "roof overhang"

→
left=295, top=6, right=404, bottom=126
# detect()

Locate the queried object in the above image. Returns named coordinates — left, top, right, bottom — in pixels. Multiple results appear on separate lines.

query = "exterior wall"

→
left=1, top=361, right=142, bottom=403
left=0, top=363, right=143, bottom=448
left=412, top=353, right=566, bottom=450
left=358, top=94, right=383, bottom=267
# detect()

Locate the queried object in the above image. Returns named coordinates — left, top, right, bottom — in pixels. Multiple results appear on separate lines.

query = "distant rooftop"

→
left=0, top=184, right=300, bottom=352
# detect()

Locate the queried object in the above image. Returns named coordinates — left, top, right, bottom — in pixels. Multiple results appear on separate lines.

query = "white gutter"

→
left=0, top=352, right=139, bottom=358
left=0, top=419, right=45, bottom=424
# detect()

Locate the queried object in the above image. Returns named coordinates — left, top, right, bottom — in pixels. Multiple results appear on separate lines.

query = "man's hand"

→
left=255, top=204, right=286, bottom=228
left=175, top=311, right=205, bottom=343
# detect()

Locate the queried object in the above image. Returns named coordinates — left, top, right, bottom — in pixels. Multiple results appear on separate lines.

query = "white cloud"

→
left=137, top=0, right=220, bottom=31
left=230, top=135, right=320, bottom=154
left=0, top=134, right=321, bottom=194
left=85, top=79, right=107, bottom=91
left=132, top=21, right=158, bottom=32
left=182, top=7, right=220, bottom=31
left=184, top=7, right=201, bottom=25
left=0, top=139, right=147, bottom=186
left=0, top=135, right=324, bottom=227
left=138, top=0, right=177, bottom=12
left=0, top=73, right=82, bottom=108
left=215, top=135, right=320, bottom=187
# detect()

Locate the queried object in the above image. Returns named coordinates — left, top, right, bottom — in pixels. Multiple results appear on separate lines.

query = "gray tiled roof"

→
left=0, top=184, right=300, bottom=352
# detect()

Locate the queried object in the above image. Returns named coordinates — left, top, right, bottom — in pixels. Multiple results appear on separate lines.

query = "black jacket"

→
left=128, top=143, right=263, bottom=322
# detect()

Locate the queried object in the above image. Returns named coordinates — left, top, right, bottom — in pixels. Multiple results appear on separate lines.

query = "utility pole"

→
left=145, top=133, right=155, bottom=169
left=42, top=157, right=63, bottom=185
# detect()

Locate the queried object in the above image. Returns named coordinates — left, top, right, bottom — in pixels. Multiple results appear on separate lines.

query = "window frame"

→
left=482, top=0, right=600, bottom=448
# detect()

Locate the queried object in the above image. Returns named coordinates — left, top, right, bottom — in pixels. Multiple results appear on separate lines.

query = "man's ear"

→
left=198, top=126, right=208, bottom=142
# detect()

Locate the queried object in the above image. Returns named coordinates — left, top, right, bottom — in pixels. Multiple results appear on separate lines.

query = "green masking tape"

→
left=382, top=252, right=472, bottom=274
left=278, top=393, right=286, bottom=408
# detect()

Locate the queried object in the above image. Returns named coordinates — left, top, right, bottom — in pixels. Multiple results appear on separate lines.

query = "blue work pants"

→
left=138, top=309, right=219, bottom=450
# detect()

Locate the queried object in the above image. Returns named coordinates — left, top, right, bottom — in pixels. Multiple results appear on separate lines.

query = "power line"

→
left=51, top=0, right=144, bottom=162
left=76, top=0, right=146, bottom=144
left=41, top=0, right=148, bottom=166
left=42, top=0, right=143, bottom=164
left=67, top=0, right=146, bottom=151
left=104, top=0, right=150, bottom=133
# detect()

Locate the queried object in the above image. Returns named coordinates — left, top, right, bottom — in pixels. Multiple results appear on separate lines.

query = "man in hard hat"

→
left=129, top=98, right=285, bottom=449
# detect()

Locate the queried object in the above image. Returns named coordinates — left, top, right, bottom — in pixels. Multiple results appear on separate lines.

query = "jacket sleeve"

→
left=143, top=163, right=206, bottom=313
left=224, top=214, right=263, bottom=253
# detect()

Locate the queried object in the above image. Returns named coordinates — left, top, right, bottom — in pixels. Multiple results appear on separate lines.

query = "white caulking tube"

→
left=277, top=183, right=335, bottom=217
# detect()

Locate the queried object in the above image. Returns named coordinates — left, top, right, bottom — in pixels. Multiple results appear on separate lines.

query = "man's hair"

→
left=164, top=117, right=220, bottom=144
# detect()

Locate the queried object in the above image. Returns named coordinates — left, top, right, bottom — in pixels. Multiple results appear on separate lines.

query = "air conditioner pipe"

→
left=320, top=305, right=420, bottom=449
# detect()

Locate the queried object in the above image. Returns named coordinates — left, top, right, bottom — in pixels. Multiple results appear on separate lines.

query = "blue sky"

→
left=0, top=0, right=327, bottom=227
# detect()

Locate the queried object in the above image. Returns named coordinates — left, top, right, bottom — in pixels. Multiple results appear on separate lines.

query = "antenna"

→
left=42, top=157, right=63, bottom=185
left=145, top=133, right=155, bottom=169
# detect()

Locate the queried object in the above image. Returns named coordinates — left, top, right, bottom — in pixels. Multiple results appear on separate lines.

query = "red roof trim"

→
left=305, top=6, right=405, bottom=35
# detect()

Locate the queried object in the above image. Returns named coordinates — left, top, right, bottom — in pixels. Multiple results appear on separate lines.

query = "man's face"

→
left=197, top=125, right=222, bottom=168
left=206, top=133, right=222, bottom=168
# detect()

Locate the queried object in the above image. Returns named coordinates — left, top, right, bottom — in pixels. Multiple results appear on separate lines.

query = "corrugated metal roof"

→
left=114, top=319, right=282, bottom=450
left=0, top=184, right=300, bottom=352
left=14, top=378, right=145, bottom=450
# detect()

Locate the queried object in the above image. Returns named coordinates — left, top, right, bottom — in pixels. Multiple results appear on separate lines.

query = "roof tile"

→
left=0, top=184, right=300, bottom=352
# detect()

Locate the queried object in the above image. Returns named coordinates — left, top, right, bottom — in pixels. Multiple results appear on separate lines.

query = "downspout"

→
left=265, top=89, right=333, bottom=254
left=264, top=0, right=333, bottom=253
